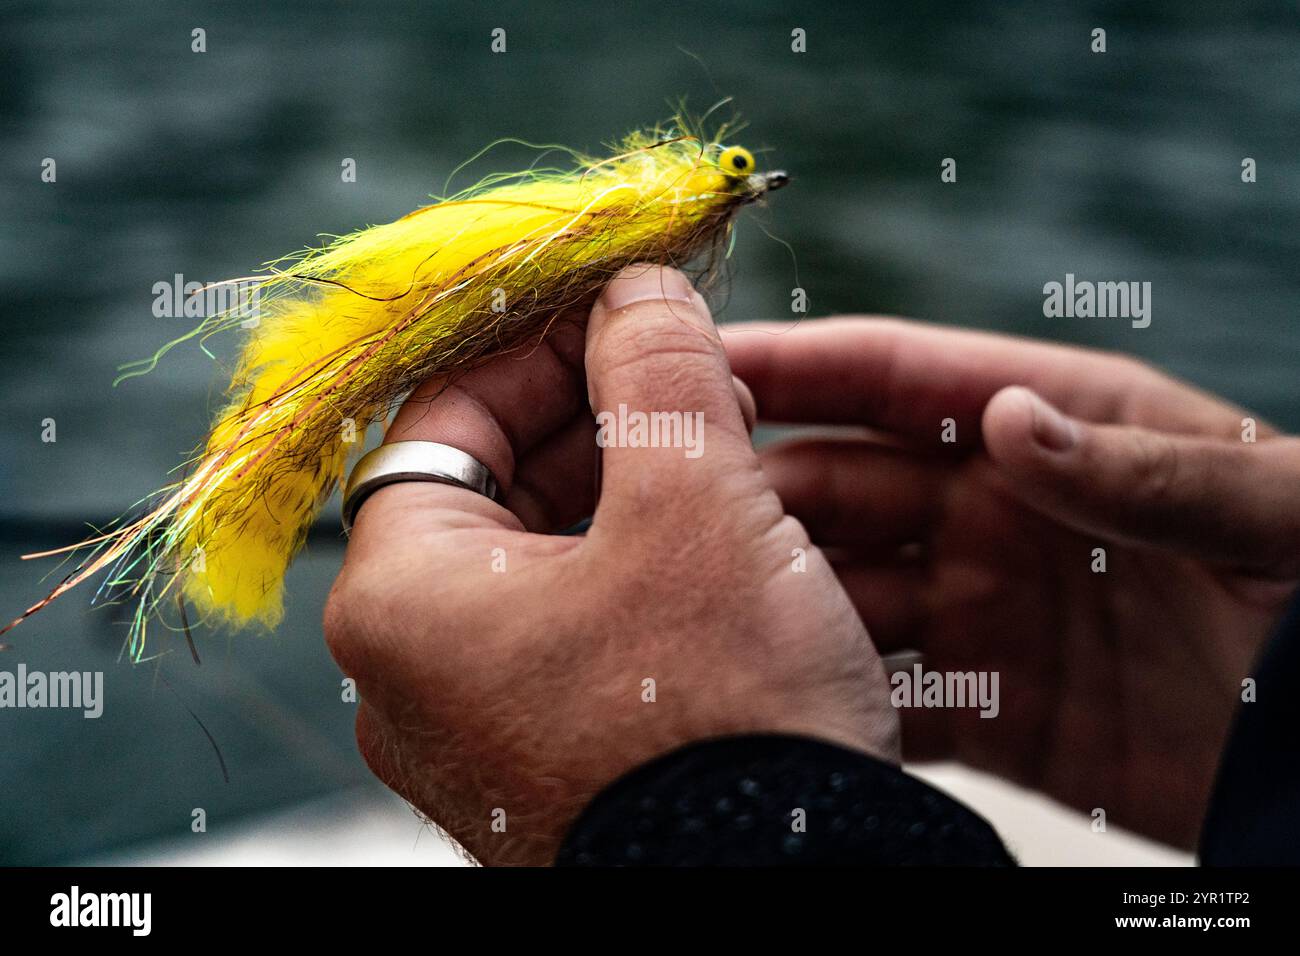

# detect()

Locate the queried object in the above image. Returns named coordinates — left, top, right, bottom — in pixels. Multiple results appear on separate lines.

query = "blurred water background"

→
left=0, top=0, right=1295, bottom=863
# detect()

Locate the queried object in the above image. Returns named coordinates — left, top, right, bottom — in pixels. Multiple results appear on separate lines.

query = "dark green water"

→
left=0, top=0, right=1296, bottom=862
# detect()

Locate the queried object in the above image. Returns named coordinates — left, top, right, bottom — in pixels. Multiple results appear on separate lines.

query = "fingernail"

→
left=1026, top=390, right=1078, bottom=452
left=600, top=265, right=696, bottom=311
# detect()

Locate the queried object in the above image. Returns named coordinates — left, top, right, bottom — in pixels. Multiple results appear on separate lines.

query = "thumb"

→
left=982, top=385, right=1300, bottom=574
left=585, top=265, right=764, bottom=531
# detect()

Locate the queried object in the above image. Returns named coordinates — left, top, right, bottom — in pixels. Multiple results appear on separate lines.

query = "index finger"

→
left=346, top=311, right=590, bottom=557
left=722, top=318, right=1257, bottom=445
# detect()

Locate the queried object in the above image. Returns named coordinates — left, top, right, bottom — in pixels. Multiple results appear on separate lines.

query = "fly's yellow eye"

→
left=718, top=146, right=755, bottom=176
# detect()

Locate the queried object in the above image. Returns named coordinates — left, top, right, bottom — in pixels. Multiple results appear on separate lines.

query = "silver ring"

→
left=342, top=440, right=503, bottom=532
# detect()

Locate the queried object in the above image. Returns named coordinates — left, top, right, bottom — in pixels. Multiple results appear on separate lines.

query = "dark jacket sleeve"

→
left=556, top=734, right=1014, bottom=866
left=1200, top=591, right=1300, bottom=865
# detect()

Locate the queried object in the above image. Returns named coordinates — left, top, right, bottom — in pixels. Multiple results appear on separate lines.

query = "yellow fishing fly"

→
left=3, top=118, right=787, bottom=658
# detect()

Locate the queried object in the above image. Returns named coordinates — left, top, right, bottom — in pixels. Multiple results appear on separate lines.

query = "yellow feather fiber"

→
left=5, top=118, right=784, bottom=657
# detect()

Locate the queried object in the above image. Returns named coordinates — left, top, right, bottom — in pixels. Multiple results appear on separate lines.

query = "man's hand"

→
left=725, top=318, right=1300, bottom=848
left=323, top=269, right=899, bottom=866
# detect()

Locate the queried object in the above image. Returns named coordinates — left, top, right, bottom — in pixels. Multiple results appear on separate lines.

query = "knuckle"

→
left=593, top=309, right=723, bottom=383
left=1127, top=429, right=1182, bottom=501
left=326, top=558, right=484, bottom=686
left=322, top=587, right=356, bottom=673
left=323, top=569, right=379, bottom=675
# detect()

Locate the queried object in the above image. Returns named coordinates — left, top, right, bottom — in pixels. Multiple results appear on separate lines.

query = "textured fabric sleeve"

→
left=556, top=734, right=1015, bottom=866
left=1200, top=590, right=1300, bottom=865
